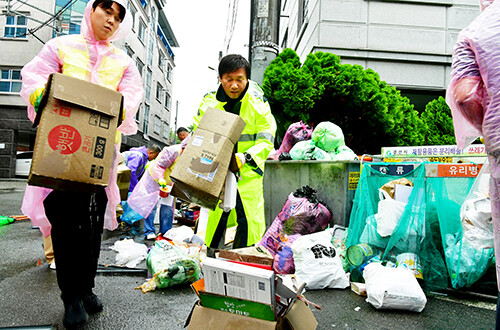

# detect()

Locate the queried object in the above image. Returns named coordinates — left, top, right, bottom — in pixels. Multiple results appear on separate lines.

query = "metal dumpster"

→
left=263, top=160, right=361, bottom=228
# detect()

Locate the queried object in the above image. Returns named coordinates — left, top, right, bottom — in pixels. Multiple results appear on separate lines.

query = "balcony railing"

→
left=157, top=25, right=174, bottom=59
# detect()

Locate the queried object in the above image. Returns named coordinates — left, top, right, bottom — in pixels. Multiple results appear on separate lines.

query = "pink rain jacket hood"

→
left=20, top=0, right=143, bottom=237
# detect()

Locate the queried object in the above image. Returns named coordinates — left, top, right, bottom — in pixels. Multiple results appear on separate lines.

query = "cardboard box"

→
left=202, top=257, right=275, bottom=305
left=187, top=276, right=316, bottom=330
left=218, top=246, right=275, bottom=266
left=116, top=162, right=131, bottom=200
left=186, top=299, right=317, bottom=330
left=170, top=107, right=246, bottom=209
left=29, top=73, right=123, bottom=192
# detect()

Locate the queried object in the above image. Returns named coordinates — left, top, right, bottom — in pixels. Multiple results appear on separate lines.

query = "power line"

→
left=223, top=0, right=239, bottom=55
left=6, top=0, right=77, bottom=40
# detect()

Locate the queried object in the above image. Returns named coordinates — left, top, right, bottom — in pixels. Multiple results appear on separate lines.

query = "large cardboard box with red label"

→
left=28, top=73, right=123, bottom=192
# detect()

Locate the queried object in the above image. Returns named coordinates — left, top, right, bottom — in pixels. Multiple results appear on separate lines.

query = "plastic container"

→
left=346, top=243, right=375, bottom=267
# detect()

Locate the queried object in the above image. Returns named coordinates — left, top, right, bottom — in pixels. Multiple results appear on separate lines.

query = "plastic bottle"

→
left=221, top=172, right=237, bottom=212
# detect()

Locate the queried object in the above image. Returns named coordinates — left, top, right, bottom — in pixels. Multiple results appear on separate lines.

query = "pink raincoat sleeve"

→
left=446, top=38, right=484, bottom=149
left=117, top=61, right=143, bottom=135
left=20, top=38, right=61, bottom=124
left=19, top=39, right=63, bottom=236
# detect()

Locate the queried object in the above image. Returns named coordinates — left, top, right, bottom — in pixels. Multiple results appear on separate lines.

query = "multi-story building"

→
left=0, top=0, right=178, bottom=178
left=279, top=0, right=480, bottom=110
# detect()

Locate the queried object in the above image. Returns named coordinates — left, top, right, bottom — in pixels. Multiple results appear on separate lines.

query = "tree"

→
left=262, top=49, right=427, bottom=154
left=421, top=97, right=455, bottom=145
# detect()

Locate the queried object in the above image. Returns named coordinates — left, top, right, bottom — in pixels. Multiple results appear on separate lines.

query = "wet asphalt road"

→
left=0, top=179, right=497, bottom=329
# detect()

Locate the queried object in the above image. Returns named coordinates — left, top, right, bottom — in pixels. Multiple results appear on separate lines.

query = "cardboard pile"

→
left=170, top=107, right=246, bottom=209
left=29, top=73, right=123, bottom=192
left=186, top=257, right=318, bottom=329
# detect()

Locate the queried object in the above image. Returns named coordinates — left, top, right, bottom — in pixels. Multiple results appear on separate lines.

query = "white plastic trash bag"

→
left=164, top=225, right=194, bottom=243
left=292, top=228, right=349, bottom=290
left=364, top=263, right=427, bottom=312
left=110, top=238, right=148, bottom=268
left=460, top=160, right=493, bottom=249
left=375, top=189, right=406, bottom=237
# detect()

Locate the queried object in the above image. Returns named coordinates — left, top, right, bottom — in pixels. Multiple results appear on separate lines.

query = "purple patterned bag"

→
left=270, top=121, right=313, bottom=160
left=258, top=186, right=331, bottom=274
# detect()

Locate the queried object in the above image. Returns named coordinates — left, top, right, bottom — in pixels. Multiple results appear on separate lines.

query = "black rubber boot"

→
left=82, top=292, right=103, bottom=314
left=63, top=298, right=88, bottom=328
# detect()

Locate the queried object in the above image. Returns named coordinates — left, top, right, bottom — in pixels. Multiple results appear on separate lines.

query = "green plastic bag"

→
left=138, top=240, right=201, bottom=292
left=0, top=216, right=15, bottom=226
left=311, top=122, right=345, bottom=152
left=347, top=163, right=448, bottom=291
left=289, top=140, right=330, bottom=160
left=329, top=145, right=358, bottom=161
left=427, top=174, right=495, bottom=289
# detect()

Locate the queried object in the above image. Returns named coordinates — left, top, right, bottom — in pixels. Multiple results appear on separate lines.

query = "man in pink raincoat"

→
left=19, top=0, right=143, bottom=327
left=446, top=0, right=500, bottom=324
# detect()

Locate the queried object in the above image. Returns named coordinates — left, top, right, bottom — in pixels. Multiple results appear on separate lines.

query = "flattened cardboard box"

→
left=186, top=299, right=317, bottom=330
left=170, top=107, right=246, bottom=209
left=29, top=73, right=123, bottom=192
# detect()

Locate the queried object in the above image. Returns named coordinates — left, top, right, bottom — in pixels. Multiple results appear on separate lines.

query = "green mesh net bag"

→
left=346, top=162, right=448, bottom=291
left=427, top=173, right=495, bottom=289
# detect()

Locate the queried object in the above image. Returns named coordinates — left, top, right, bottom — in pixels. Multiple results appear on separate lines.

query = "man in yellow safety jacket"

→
left=193, top=54, right=276, bottom=249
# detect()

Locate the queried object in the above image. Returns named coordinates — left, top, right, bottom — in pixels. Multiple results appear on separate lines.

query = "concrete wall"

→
left=263, top=160, right=361, bottom=228
left=280, top=0, right=480, bottom=91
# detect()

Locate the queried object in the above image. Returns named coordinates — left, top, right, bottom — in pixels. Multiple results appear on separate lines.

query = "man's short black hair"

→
left=176, top=127, right=189, bottom=134
left=93, top=0, right=126, bottom=22
left=218, top=54, right=251, bottom=79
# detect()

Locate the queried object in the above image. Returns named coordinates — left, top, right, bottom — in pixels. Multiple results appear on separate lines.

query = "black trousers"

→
left=43, top=188, right=107, bottom=302
left=210, top=191, right=249, bottom=249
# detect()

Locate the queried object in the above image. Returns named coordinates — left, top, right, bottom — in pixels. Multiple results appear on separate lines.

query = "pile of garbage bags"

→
left=269, top=121, right=358, bottom=161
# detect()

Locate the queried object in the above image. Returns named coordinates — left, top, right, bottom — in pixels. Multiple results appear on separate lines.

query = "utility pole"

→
left=173, top=100, right=179, bottom=145
left=249, top=0, right=280, bottom=85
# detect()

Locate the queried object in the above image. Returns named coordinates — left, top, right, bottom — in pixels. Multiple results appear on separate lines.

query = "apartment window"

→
left=156, top=82, right=164, bottom=103
left=136, top=58, right=144, bottom=77
left=148, top=33, right=154, bottom=66
left=143, top=103, right=150, bottom=134
left=124, top=45, right=134, bottom=58
left=127, top=2, right=137, bottom=30
left=135, top=103, right=141, bottom=121
left=4, top=15, right=27, bottom=38
left=281, top=29, right=288, bottom=49
left=145, top=68, right=152, bottom=100
left=163, top=122, right=169, bottom=139
left=154, top=115, right=161, bottom=134
left=166, top=64, right=172, bottom=82
left=0, top=69, right=22, bottom=93
left=165, top=92, right=171, bottom=110
left=298, top=0, right=309, bottom=32
left=138, top=20, right=146, bottom=42
left=158, top=54, right=165, bottom=71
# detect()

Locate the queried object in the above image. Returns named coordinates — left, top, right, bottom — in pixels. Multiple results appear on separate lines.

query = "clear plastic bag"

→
left=460, top=160, right=493, bottom=249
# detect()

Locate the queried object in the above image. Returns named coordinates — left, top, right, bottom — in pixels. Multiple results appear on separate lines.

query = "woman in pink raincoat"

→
left=19, top=0, right=142, bottom=327
left=446, top=0, right=500, bottom=324
left=127, top=145, right=182, bottom=239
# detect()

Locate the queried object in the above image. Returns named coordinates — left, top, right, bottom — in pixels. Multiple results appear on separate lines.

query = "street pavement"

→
left=0, top=179, right=497, bottom=329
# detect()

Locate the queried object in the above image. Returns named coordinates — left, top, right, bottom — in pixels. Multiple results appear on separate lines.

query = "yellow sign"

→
left=348, top=172, right=360, bottom=190
left=429, top=157, right=452, bottom=163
